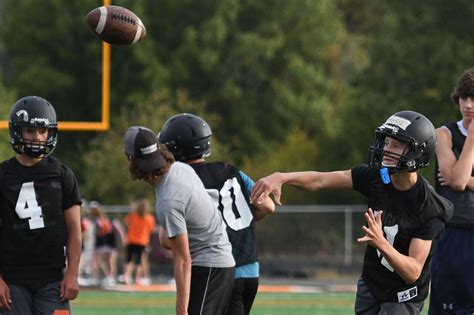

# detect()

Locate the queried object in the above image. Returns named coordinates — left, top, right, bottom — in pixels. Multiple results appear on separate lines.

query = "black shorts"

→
left=126, top=244, right=146, bottom=264
left=227, top=277, right=259, bottom=315
left=354, top=278, right=424, bottom=315
left=189, top=266, right=234, bottom=315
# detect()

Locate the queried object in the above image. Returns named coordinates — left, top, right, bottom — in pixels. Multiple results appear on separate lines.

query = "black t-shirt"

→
left=0, top=156, right=82, bottom=285
left=351, top=164, right=453, bottom=302
left=191, top=161, right=258, bottom=267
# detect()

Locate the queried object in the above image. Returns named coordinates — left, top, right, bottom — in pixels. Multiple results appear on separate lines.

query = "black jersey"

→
left=191, top=161, right=258, bottom=267
left=0, top=156, right=81, bottom=285
left=435, top=122, right=474, bottom=228
left=351, top=164, right=453, bottom=302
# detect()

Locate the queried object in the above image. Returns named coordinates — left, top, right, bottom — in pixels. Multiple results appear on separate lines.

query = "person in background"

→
left=78, top=200, right=96, bottom=286
left=123, top=126, right=235, bottom=315
left=429, top=67, right=474, bottom=314
left=0, top=96, right=82, bottom=314
left=135, top=246, right=153, bottom=286
left=89, top=201, right=118, bottom=287
left=251, top=111, right=453, bottom=315
left=121, top=196, right=156, bottom=285
left=158, top=113, right=275, bottom=315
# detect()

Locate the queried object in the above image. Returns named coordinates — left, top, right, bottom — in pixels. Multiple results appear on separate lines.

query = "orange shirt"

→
left=124, top=212, right=156, bottom=246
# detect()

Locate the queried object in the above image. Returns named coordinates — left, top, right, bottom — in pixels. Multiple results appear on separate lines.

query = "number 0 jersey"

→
left=351, top=164, right=453, bottom=302
left=0, top=156, right=81, bottom=285
left=191, top=161, right=258, bottom=268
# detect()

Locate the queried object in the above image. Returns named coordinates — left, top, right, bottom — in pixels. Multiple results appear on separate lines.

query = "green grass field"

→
left=71, top=290, right=430, bottom=315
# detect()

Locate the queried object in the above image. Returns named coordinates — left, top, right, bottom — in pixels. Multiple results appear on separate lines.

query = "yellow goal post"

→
left=0, top=0, right=111, bottom=131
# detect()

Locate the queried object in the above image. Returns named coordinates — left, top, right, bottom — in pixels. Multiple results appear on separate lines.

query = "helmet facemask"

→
left=10, top=122, right=58, bottom=158
left=369, top=132, right=421, bottom=174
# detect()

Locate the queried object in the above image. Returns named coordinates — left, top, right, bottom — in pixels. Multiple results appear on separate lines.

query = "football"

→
left=86, top=5, right=146, bottom=45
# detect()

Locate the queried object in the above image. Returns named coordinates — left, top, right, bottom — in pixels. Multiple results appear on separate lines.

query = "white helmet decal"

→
left=16, top=110, right=28, bottom=122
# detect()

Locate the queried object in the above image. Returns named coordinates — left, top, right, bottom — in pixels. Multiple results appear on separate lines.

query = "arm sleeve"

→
left=412, top=217, right=445, bottom=240
left=238, top=170, right=255, bottom=195
left=351, top=164, right=372, bottom=197
left=61, top=165, right=82, bottom=211
left=157, top=199, right=187, bottom=238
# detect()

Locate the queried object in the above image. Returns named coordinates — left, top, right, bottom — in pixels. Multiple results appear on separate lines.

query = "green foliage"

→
left=139, top=0, right=354, bottom=164
left=0, top=77, right=17, bottom=160
left=0, top=0, right=102, bottom=120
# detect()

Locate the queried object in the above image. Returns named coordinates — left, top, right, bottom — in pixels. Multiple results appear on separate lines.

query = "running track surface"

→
left=96, top=283, right=357, bottom=294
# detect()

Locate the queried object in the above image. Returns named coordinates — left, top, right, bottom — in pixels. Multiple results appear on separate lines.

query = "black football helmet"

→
left=369, top=110, right=436, bottom=173
left=9, top=96, right=58, bottom=157
left=158, top=113, right=212, bottom=161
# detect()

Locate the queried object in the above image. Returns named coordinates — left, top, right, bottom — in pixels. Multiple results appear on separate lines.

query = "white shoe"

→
left=137, top=277, right=152, bottom=286
left=89, top=278, right=100, bottom=286
left=101, top=277, right=116, bottom=286
left=118, top=275, right=133, bottom=285
left=78, top=277, right=91, bottom=286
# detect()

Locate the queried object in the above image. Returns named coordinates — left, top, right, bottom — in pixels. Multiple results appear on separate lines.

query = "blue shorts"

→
left=429, top=227, right=474, bottom=314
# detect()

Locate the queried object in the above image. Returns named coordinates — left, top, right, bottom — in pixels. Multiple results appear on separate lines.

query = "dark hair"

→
left=128, top=145, right=175, bottom=182
left=451, top=67, right=474, bottom=106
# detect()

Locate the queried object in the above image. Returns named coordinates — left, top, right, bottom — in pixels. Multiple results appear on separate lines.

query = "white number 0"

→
left=207, top=177, right=253, bottom=231
left=16, top=182, right=45, bottom=230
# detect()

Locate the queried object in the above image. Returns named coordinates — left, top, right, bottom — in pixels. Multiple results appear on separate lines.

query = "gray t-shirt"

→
left=155, top=162, right=235, bottom=268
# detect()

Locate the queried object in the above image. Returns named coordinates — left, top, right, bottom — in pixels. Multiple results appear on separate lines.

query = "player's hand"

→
left=0, top=276, right=12, bottom=310
left=357, top=208, right=384, bottom=247
left=437, top=171, right=448, bottom=186
left=250, top=173, right=283, bottom=205
left=60, top=271, right=79, bottom=302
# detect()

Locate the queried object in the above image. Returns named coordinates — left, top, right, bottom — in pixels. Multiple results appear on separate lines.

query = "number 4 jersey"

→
left=351, top=164, right=453, bottom=303
left=0, top=156, right=81, bottom=285
left=191, top=161, right=258, bottom=268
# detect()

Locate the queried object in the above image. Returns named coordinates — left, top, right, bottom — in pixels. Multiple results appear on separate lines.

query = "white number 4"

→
left=16, top=182, right=45, bottom=230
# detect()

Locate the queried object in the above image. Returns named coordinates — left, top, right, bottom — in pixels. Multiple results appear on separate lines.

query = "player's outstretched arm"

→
left=62, top=204, right=82, bottom=301
left=357, top=208, right=431, bottom=284
left=250, top=170, right=353, bottom=205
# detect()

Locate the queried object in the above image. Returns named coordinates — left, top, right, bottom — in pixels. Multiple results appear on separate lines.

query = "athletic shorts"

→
left=429, top=227, right=474, bottom=314
left=188, top=266, right=234, bottom=315
left=126, top=244, right=146, bottom=264
left=355, top=278, right=424, bottom=315
left=227, top=277, right=259, bottom=315
left=1, top=281, right=70, bottom=315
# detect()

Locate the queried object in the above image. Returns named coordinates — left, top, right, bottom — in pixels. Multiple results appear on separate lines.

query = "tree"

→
left=139, top=0, right=357, bottom=165
left=336, top=0, right=474, bottom=182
